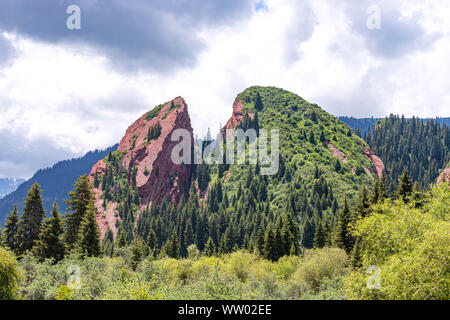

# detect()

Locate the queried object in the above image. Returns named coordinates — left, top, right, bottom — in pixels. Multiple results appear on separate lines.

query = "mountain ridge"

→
left=0, top=145, right=117, bottom=225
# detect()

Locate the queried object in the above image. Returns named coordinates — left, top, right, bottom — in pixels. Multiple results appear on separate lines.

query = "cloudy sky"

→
left=0, top=0, right=449, bottom=179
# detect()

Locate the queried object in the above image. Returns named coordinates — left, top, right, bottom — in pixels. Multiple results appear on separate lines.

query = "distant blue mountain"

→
left=338, top=116, right=450, bottom=137
left=0, top=144, right=118, bottom=225
left=0, top=177, right=25, bottom=199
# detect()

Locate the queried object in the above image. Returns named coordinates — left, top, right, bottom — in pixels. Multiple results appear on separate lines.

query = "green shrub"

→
left=145, top=104, right=163, bottom=121
left=0, top=247, right=21, bottom=300
left=55, top=285, right=73, bottom=300
left=293, top=247, right=349, bottom=293
left=345, top=184, right=450, bottom=300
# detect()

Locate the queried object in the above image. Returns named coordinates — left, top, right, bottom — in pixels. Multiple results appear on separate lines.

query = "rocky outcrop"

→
left=89, top=97, right=194, bottom=239
left=221, top=99, right=254, bottom=138
left=364, top=149, right=385, bottom=179
left=437, top=166, right=450, bottom=184
left=325, top=140, right=348, bottom=163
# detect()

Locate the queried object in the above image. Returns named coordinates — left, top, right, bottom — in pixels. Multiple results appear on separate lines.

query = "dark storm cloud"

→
left=0, top=0, right=254, bottom=72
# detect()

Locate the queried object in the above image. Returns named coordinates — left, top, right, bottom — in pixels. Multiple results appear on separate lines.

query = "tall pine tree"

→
left=65, top=175, right=95, bottom=250
left=396, top=168, right=413, bottom=203
left=18, top=183, right=46, bottom=254
left=3, top=204, right=20, bottom=254
left=333, top=196, right=353, bottom=254
left=254, top=92, right=264, bottom=111
left=33, top=202, right=65, bottom=262
left=75, top=200, right=101, bottom=257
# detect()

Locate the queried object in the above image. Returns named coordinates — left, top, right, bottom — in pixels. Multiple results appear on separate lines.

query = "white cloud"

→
left=0, top=0, right=449, bottom=178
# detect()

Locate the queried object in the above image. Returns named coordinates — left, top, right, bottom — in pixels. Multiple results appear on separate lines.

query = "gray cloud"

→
left=319, top=66, right=396, bottom=118
left=0, top=33, right=15, bottom=66
left=283, top=1, right=317, bottom=64
left=341, top=1, right=441, bottom=58
left=0, top=0, right=254, bottom=72
left=0, top=128, right=76, bottom=178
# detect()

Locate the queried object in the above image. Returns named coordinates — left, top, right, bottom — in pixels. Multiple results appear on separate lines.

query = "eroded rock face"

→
left=89, top=97, right=194, bottom=239
left=437, top=166, right=450, bottom=184
left=221, top=99, right=254, bottom=138
left=364, top=149, right=385, bottom=179
left=325, top=140, right=348, bottom=163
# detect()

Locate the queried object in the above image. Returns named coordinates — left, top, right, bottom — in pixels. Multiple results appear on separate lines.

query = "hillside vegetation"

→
left=367, top=115, right=449, bottom=192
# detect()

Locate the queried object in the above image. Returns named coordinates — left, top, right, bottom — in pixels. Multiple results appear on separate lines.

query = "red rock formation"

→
left=437, top=166, right=450, bottom=184
left=325, top=140, right=348, bottom=163
left=88, top=97, right=194, bottom=239
left=221, top=99, right=254, bottom=138
left=364, top=149, right=385, bottom=179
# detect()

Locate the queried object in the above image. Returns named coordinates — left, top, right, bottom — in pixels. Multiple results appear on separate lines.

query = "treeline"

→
left=0, top=176, right=101, bottom=263
left=366, top=115, right=449, bottom=192
left=339, top=116, right=450, bottom=139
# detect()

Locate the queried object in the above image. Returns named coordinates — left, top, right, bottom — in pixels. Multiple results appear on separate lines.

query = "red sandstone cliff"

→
left=437, top=165, right=450, bottom=184
left=221, top=99, right=254, bottom=137
left=89, top=97, right=193, bottom=239
left=364, top=149, right=385, bottom=179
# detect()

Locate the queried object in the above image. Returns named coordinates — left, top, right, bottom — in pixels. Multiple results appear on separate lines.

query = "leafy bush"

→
left=293, top=247, right=349, bottom=293
left=344, top=184, right=450, bottom=300
left=0, top=247, right=21, bottom=300
left=14, top=248, right=349, bottom=300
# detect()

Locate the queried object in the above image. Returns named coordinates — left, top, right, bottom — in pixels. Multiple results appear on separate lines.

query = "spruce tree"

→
left=102, top=228, right=114, bottom=257
left=18, top=183, right=46, bottom=254
left=313, top=221, right=326, bottom=248
left=334, top=159, right=342, bottom=173
left=204, top=237, right=216, bottom=256
left=3, top=204, right=20, bottom=254
left=254, top=92, right=264, bottom=111
left=65, top=175, right=95, bottom=250
left=354, top=186, right=371, bottom=219
left=148, top=229, right=157, bottom=254
left=351, top=237, right=363, bottom=269
left=33, top=202, right=65, bottom=263
left=184, top=220, right=194, bottom=251
left=411, top=182, right=425, bottom=208
left=370, top=178, right=386, bottom=204
left=115, top=229, right=128, bottom=248
left=166, top=231, right=179, bottom=258
left=333, top=196, right=353, bottom=254
left=396, top=168, right=413, bottom=203
left=263, top=227, right=276, bottom=261
left=301, top=217, right=315, bottom=249
left=75, top=200, right=101, bottom=257
left=131, top=237, right=144, bottom=271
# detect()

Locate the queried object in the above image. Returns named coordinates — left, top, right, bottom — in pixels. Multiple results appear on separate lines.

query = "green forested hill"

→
left=232, top=86, right=374, bottom=198
left=135, top=86, right=375, bottom=259
left=367, top=115, right=449, bottom=192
